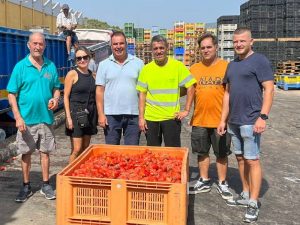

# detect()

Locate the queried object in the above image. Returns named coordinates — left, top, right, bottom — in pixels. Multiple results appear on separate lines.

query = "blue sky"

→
left=63, top=0, right=248, bottom=29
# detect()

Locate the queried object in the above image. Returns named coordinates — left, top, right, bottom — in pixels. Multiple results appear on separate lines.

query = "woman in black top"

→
left=64, top=46, right=97, bottom=163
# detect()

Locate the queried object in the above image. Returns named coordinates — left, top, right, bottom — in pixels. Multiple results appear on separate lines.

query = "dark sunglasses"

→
left=76, top=55, right=89, bottom=61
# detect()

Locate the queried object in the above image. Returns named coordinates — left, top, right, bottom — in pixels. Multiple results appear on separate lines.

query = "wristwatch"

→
left=260, top=114, right=268, bottom=120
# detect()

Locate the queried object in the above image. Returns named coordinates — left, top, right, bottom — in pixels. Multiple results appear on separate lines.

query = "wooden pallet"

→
left=277, top=61, right=300, bottom=67
left=277, top=70, right=300, bottom=75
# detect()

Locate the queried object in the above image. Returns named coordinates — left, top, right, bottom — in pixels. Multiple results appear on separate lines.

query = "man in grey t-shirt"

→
left=217, top=28, right=274, bottom=223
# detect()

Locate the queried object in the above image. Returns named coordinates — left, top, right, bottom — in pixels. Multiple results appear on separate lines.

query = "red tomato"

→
left=71, top=150, right=182, bottom=183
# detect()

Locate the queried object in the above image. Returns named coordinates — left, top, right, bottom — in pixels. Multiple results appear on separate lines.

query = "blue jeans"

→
left=104, top=115, right=140, bottom=145
left=227, top=124, right=261, bottom=160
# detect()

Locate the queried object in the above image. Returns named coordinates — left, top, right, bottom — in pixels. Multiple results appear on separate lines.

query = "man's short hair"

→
left=150, top=35, right=168, bottom=48
left=234, top=27, right=252, bottom=37
left=62, top=4, right=69, bottom=10
left=111, top=31, right=127, bottom=41
left=197, top=33, right=218, bottom=46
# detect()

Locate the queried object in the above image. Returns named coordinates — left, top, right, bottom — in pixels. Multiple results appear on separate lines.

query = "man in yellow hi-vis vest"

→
left=136, top=35, right=196, bottom=147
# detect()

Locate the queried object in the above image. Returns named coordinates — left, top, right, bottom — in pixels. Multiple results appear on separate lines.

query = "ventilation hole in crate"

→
left=75, top=187, right=110, bottom=217
left=128, top=191, right=167, bottom=223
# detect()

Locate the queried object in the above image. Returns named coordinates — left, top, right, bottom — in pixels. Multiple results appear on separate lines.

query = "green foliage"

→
left=78, top=17, right=122, bottom=31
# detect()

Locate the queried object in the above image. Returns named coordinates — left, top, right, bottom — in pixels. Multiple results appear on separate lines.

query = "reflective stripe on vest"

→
left=179, top=74, right=194, bottom=87
left=149, top=88, right=178, bottom=95
left=137, top=80, right=147, bottom=89
left=146, top=99, right=178, bottom=107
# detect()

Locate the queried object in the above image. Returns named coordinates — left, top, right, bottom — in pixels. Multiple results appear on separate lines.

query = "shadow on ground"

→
left=0, top=170, right=46, bottom=224
left=187, top=163, right=269, bottom=225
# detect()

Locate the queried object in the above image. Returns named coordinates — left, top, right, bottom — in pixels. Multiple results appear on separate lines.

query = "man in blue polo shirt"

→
left=96, top=31, right=144, bottom=145
left=7, top=32, right=61, bottom=203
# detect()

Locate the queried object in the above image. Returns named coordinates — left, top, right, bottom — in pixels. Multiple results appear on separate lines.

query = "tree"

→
left=78, top=17, right=122, bottom=31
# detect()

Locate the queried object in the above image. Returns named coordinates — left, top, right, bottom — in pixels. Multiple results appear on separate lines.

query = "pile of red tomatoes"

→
left=71, top=150, right=182, bottom=183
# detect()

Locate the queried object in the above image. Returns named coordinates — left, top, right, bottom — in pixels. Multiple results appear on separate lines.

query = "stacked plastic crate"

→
left=135, top=28, right=144, bottom=43
left=135, top=42, right=144, bottom=61
left=127, top=38, right=135, bottom=55
left=276, top=60, right=300, bottom=90
left=144, top=29, right=151, bottom=43
left=194, top=23, right=205, bottom=63
left=142, top=29, right=152, bottom=64
left=159, top=29, right=167, bottom=38
left=143, top=42, right=152, bottom=64
left=184, top=23, right=196, bottom=67
left=174, top=22, right=185, bottom=62
left=135, top=28, right=144, bottom=60
left=124, top=23, right=135, bottom=38
left=124, top=23, right=135, bottom=55
left=167, top=29, right=174, bottom=58
left=240, top=0, right=300, bottom=70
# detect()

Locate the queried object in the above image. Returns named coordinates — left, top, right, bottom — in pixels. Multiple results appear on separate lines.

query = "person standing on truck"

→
left=136, top=35, right=196, bottom=147
left=64, top=46, right=98, bottom=163
left=96, top=31, right=144, bottom=145
left=56, top=4, right=78, bottom=61
left=189, top=33, right=233, bottom=200
left=217, top=27, right=274, bottom=223
left=7, top=32, right=60, bottom=202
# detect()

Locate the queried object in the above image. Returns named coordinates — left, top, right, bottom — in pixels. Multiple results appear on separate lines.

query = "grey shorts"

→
left=191, top=126, right=231, bottom=158
left=16, top=123, right=56, bottom=154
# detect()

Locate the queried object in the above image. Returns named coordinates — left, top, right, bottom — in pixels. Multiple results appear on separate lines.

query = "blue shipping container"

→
left=0, top=26, right=68, bottom=116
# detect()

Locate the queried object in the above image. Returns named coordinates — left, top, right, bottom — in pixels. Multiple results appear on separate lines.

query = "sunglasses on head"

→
left=76, top=55, right=89, bottom=61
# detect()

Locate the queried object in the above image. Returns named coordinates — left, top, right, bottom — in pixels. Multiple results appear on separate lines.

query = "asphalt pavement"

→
left=0, top=87, right=300, bottom=225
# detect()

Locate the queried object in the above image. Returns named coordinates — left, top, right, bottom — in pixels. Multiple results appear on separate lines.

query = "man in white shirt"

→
left=56, top=4, right=78, bottom=60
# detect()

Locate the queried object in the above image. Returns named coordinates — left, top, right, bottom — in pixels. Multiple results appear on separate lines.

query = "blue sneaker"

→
left=15, top=184, right=33, bottom=203
left=40, top=184, right=56, bottom=200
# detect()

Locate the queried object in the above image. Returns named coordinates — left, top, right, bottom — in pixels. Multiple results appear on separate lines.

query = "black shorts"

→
left=145, top=119, right=181, bottom=147
left=191, top=126, right=231, bottom=158
left=65, top=104, right=98, bottom=138
left=63, top=29, right=75, bottom=37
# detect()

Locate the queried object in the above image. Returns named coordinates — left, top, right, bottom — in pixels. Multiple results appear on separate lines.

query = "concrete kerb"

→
left=0, top=110, right=66, bottom=163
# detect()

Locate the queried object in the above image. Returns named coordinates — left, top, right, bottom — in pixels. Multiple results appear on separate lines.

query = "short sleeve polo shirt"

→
left=96, top=54, right=144, bottom=115
left=7, top=55, right=60, bottom=125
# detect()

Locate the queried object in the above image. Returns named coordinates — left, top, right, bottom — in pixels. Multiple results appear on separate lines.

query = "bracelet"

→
left=54, top=97, right=60, bottom=100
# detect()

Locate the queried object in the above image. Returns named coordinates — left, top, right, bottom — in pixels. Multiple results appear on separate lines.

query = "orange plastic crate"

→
left=56, top=144, right=189, bottom=225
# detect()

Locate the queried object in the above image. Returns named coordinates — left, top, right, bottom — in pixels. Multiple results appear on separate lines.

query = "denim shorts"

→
left=227, top=124, right=261, bottom=160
